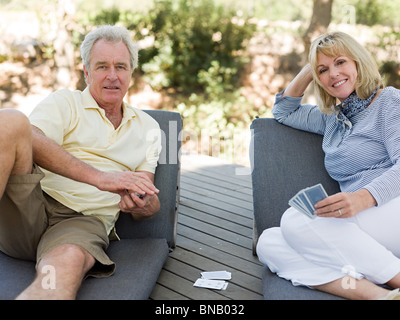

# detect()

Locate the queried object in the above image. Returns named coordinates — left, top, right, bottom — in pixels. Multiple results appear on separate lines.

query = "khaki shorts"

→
left=0, top=164, right=115, bottom=278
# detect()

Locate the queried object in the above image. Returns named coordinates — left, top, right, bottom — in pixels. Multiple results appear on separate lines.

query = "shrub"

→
left=89, top=1, right=257, bottom=161
left=140, top=0, right=256, bottom=93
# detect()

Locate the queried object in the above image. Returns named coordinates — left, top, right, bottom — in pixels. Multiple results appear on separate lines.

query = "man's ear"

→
left=83, top=65, right=90, bottom=85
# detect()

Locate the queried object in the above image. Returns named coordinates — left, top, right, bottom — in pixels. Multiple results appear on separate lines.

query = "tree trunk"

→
left=53, top=0, right=76, bottom=89
left=302, top=0, right=333, bottom=59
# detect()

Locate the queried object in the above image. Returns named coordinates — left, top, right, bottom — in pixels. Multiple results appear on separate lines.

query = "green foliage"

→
left=177, top=60, right=257, bottom=138
left=354, top=0, right=382, bottom=26
left=140, top=0, right=255, bottom=93
left=376, top=29, right=400, bottom=88
left=136, top=0, right=257, bottom=158
left=91, top=7, right=121, bottom=25
left=86, top=0, right=257, bottom=161
left=332, top=0, right=399, bottom=27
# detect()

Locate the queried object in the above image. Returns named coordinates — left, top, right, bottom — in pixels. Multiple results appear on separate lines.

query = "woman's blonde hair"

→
left=309, top=31, right=383, bottom=114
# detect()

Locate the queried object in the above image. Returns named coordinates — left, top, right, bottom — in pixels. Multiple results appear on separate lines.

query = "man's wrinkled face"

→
left=84, top=39, right=132, bottom=108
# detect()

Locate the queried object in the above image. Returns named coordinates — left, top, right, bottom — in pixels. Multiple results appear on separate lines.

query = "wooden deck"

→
left=150, top=153, right=264, bottom=300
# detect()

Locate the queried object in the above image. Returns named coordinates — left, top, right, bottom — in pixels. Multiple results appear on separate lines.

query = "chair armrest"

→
left=116, top=110, right=182, bottom=248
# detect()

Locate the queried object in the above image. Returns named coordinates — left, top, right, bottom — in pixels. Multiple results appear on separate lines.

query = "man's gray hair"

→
left=80, top=25, right=139, bottom=72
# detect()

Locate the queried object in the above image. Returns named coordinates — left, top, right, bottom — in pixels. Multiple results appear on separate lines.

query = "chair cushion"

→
left=77, top=238, right=169, bottom=299
left=262, top=267, right=344, bottom=300
left=0, top=238, right=169, bottom=300
left=0, top=251, right=36, bottom=299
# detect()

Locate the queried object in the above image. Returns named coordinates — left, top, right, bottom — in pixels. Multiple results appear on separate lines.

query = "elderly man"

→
left=0, top=25, right=161, bottom=299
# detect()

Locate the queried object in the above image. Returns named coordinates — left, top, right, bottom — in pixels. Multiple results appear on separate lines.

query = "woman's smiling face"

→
left=316, top=52, right=358, bottom=103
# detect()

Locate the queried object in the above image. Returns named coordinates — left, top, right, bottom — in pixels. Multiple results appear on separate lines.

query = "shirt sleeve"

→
left=28, top=89, right=74, bottom=145
left=363, top=89, right=400, bottom=205
left=272, top=91, right=328, bottom=135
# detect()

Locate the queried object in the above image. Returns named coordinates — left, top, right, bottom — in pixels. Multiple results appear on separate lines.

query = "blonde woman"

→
left=257, top=31, right=400, bottom=300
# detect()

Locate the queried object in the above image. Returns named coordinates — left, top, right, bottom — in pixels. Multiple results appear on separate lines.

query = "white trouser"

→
left=256, top=195, right=400, bottom=287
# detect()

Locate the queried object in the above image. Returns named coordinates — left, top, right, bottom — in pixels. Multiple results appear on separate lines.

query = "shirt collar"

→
left=82, top=86, right=137, bottom=125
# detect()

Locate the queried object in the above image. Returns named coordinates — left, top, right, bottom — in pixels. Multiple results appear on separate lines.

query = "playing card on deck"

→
left=201, top=271, right=232, bottom=280
left=289, top=184, right=328, bottom=219
left=193, top=279, right=228, bottom=290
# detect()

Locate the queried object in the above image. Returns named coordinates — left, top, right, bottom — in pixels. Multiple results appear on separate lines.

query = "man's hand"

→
left=95, top=170, right=160, bottom=220
left=95, top=170, right=159, bottom=198
left=119, top=192, right=160, bottom=220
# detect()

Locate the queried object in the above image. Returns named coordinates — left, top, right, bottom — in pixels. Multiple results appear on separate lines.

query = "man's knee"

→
left=0, top=109, right=31, bottom=140
left=40, top=244, right=95, bottom=271
left=0, top=109, right=33, bottom=176
left=0, top=108, right=30, bottom=125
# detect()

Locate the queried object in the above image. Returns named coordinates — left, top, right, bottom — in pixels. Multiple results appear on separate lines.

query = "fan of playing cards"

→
left=289, top=183, right=328, bottom=219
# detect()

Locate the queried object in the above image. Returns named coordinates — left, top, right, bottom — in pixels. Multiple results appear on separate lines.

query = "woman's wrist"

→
left=283, top=64, right=314, bottom=98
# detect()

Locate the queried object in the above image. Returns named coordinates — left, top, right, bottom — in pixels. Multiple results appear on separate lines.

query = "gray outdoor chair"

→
left=0, top=110, right=182, bottom=300
left=250, top=117, right=343, bottom=300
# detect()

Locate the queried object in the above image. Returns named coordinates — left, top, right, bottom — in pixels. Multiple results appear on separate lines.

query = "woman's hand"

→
left=314, top=189, right=377, bottom=218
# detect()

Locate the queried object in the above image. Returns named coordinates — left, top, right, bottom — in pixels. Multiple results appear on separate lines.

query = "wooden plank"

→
left=150, top=284, right=190, bottom=300
left=181, top=171, right=253, bottom=197
left=181, top=177, right=253, bottom=208
left=177, top=224, right=260, bottom=265
left=179, top=205, right=252, bottom=237
left=169, top=244, right=263, bottom=297
left=178, top=215, right=252, bottom=249
left=181, top=154, right=252, bottom=187
left=179, top=199, right=253, bottom=228
left=155, top=268, right=229, bottom=300
left=180, top=184, right=252, bottom=211
left=175, top=237, right=263, bottom=281
left=150, top=154, right=262, bottom=300
left=182, top=166, right=252, bottom=190
left=180, top=192, right=252, bottom=218
left=163, top=257, right=262, bottom=300
left=180, top=196, right=252, bottom=222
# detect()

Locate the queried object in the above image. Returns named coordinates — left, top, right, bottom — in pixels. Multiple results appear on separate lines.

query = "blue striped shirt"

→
left=272, top=86, right=400, bottom=206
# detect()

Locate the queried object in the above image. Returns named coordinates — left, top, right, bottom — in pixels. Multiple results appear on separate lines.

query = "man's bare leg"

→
left=15, top=244, right=96, bottom=300
left=0, top=109, right=33, bottom=197
left=0, top=110, right=95, bottom=300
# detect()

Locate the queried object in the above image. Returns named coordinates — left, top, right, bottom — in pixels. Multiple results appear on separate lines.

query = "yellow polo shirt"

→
left=29, top=87, right=161, bottom=234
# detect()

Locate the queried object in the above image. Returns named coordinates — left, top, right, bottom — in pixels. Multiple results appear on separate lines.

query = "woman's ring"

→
left=338, top=209, right=343, bottom=216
